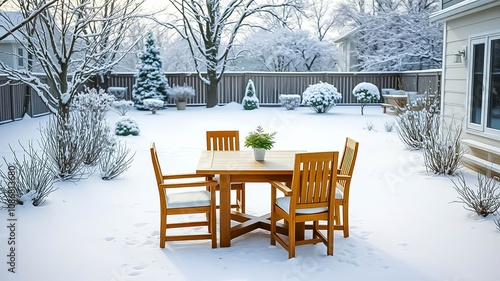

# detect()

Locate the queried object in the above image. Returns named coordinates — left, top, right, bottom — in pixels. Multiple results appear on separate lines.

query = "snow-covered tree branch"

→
left=0, top=0, right=147, bottom=121
left=0, top=0, right=56, bottom=41
left=353, top=10, right=442, bottom=71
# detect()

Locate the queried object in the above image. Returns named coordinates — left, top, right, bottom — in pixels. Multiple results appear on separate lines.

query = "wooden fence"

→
left=0, top=70, right=441, bottom=124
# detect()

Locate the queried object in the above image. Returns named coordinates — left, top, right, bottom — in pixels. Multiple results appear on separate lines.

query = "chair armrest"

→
left=269, top=180, right=292, bottom=196
left=337, top=175, right=351, bottom=181
left=162, top=173, right=215, bottom=180
left=159, top=180, right=219, bottom=189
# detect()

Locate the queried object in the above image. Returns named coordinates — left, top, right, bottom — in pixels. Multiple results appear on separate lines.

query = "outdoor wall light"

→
left=454, top=47, right=467, bottom=64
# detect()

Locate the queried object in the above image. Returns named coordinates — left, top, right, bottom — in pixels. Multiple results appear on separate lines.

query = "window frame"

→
left=17, top=48, right=25, bottom=68
left=466, top=31, right=500, bottom=137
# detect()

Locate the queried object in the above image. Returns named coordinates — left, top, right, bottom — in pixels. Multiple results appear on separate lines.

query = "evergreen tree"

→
left=132, top=33, right=169, bottom=109
left=242, top=79, right=259, bottom=110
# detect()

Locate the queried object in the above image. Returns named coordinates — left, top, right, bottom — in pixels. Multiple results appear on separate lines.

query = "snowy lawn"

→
left=0, top=104, right=498, bottom=281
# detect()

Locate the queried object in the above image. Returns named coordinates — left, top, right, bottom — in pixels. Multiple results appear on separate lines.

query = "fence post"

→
left=9, top=82, right=15, bottom=122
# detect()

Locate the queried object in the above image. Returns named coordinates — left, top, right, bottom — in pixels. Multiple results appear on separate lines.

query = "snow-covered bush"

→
left=279, top=94, right=301, bottom=110
left=143, top=98, right=164, bottom=114
left=423, top=119, right=463, bottom=175
left=395, top=98, right=440, bottom=150
left=132, top=32, right=169, bottom=109
left=352, top=82, right=380, bottom=115
left=71, top=87, right=114, bottom=165
left=451, top=173, right=500, bottom=217
left=0, top=142, right=56, bottom=207
left=168, top=85, right=195, bottom=102
left=72, top=87, right=115, bottom=113
left=112, top=100, right=134, bottom=116
left=242, top=79, right=259, bottom=110
left=99, top=141, right=135, bottom=180
left=115, top=116, right=140, bottom=136
left=302, top=81, right=341, bottom=113
left=39, top=115, right=89, bottom=180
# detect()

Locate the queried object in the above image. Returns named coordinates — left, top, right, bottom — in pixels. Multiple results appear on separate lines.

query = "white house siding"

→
left=0, top=44, right=15, bottom=68
left=441, top=4, right=500, bottom=176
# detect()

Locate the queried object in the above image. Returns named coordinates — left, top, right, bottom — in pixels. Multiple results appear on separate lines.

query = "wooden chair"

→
left=150, top=142, right=218, bottom=248
left=206, top=130, right=246, bottom=213
left=304, top=138, right=359, bottom=238
left=335, top=137, right=359, bottom=238
left=270, top=151, right=339, bottom=258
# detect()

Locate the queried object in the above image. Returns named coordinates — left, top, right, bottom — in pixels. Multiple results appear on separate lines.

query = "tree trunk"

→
left=206, top=72, right=219, bottom=108
left=97, top=71, right=111, bottom=92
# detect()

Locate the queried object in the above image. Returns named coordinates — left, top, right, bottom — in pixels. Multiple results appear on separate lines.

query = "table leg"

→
left=219, top=174, right=231, bottom=247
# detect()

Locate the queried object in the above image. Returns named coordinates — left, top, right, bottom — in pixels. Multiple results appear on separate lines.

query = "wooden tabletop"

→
left=197, top=150, right=303, bottom=175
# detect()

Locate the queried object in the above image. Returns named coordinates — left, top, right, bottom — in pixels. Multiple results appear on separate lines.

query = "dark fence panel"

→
left=0, top=77, right=27, bottom=124
left=1, top=70, right=441, bottom=124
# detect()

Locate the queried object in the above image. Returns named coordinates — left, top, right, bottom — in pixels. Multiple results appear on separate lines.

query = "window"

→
left=467, top=33, right=500, bottom=135
left=17, top=48, right=24, bottom=68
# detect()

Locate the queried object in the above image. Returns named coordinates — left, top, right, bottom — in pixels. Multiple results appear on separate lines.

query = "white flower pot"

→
left=176, top=101, right=186, bottom=110
left=253, top=148, right=266, bottom=161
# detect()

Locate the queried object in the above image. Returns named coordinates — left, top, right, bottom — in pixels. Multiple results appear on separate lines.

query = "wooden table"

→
left=196, top=150, right=303, bottom=247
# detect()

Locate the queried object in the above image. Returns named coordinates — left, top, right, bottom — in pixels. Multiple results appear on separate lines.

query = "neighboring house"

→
left=431, top=0, right=500, bottom=177
left=333, top=29, right=359, bottom=72
left=0, top=12, right=28, bottom=70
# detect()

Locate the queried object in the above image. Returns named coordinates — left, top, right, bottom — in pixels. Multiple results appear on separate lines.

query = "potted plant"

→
left=244, top=125, right=276, bottom=161
left=168, top=85, right=195, bottom=110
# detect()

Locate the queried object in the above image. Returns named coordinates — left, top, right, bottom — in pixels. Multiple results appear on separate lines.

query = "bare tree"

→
left=332, top=0, right=368, bottom=31
left=256, top=0, right=306, bottom=30
left=306, top=0, right=336, bottom=41
left=157, top=0, right=299, bottom=108
left=0, top=0, right=146, bottom=121
left=243, top=28, right=337, bottom=71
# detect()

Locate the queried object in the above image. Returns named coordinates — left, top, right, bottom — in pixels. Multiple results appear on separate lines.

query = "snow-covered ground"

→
left=0, top=104, right=498, bottom=281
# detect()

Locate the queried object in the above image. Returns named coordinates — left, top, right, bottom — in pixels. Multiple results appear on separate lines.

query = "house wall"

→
left=441, top=4, right=500, bottom=176
left=0, top=44, right=15, bottom=68
left=442, top=5, right=500, bottom=145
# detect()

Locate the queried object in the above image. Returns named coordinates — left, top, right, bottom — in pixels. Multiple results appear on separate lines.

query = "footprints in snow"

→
left=104, top=222, right=157, bottom=248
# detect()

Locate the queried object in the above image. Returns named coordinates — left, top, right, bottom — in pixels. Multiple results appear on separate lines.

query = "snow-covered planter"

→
left=279, top=94, right=301, bottom=110
left=352, top=82, right=381, bottom=115
left=143, top=98, right=164, bottom=114
left=112, top=100, right=134, bottom=116
left=168, top=85, right=195, bottom=102
left=168, top=85, right=195, bottom=110
left=115, top=116, right=140, bottom=136
left=242, top=79, right=259, bottom=110
left=302, top=82, right=341, bottom=113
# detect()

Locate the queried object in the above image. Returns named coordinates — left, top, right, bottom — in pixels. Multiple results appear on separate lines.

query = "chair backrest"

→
left=150, top=142, right=164, bottom=185
left=337, top=137, right=359, bottom=193
left=206, top=130, right=240, bottom=151
left=289, top=152, right=339, bottom=213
